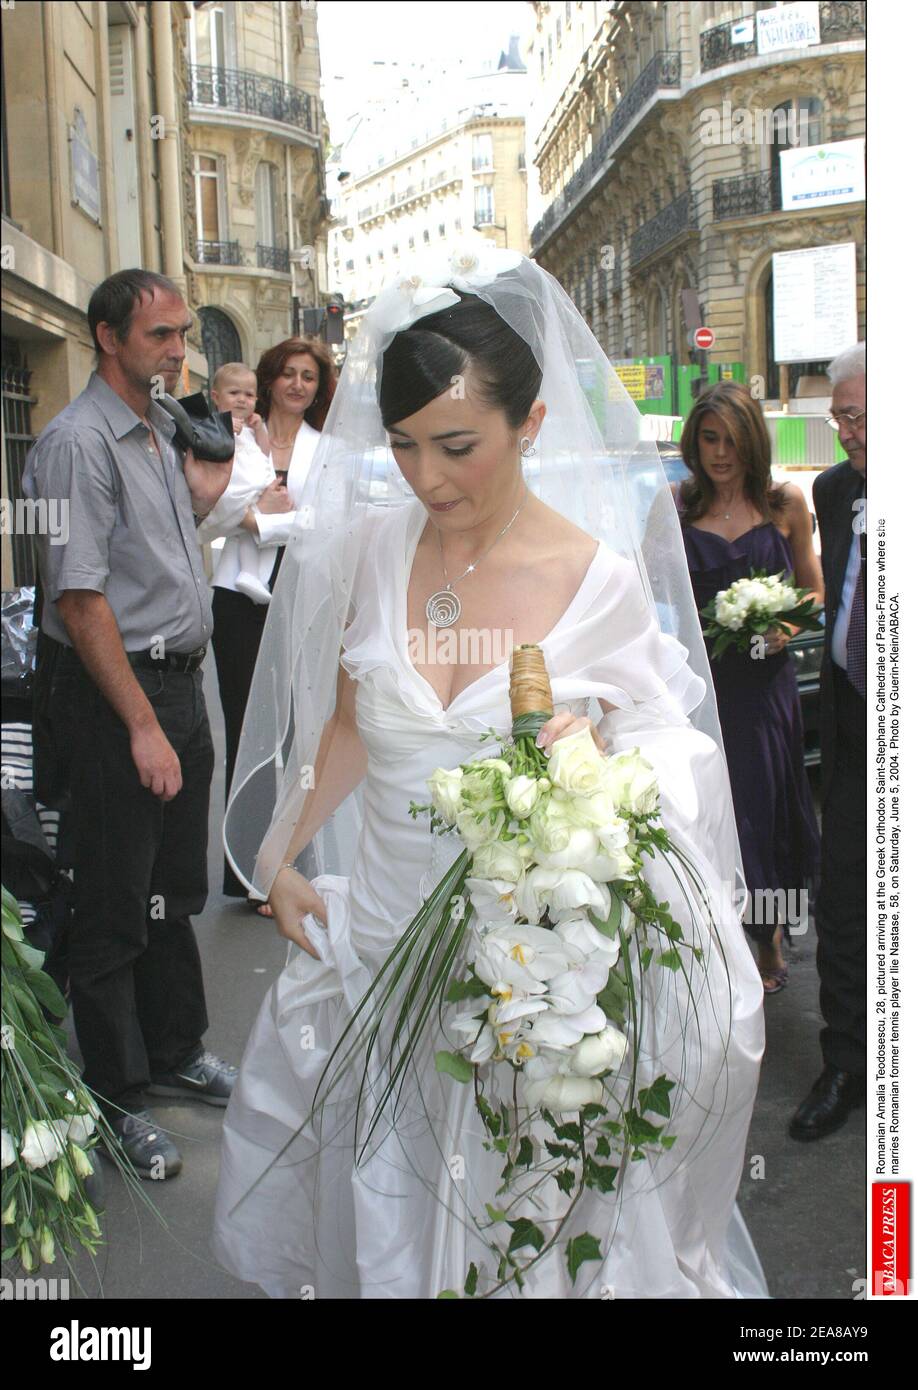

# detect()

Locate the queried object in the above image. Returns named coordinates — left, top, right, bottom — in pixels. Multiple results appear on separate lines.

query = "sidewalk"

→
left=63, top=655, right=865, bottom=1300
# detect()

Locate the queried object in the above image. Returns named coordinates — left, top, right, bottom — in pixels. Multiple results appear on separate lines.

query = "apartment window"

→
left=255, top=161, right=282, bottom=248
left=566, top=1, right=572, bottom=22
left=189, top=3, right=236, bottom=68
left=392, top=243, right=399, bottom=256
left=193, top=153, right=228, bottom=242
left=474, top=184, right=495, bottom=224
left=423, top=229, right=430, bottom=244
left=366, top=254, right=372, bottom=265
left=345, top=259, right=354, bottom=272
left=548, top=35, right=553, bottom=62
left=767, top=97, right=824, bottom=177
left=540, top=48, right=545, bottom=78
left=454, top=217, right=462, bottom=230
left=556, top=17, right=562, bottom=42
left=408, top=235, right=415, bottom=249
left=472, top=133, right=493, bottom=171
left=378, top=249, right=384, bottom=260
left=438, top=222, right=446, bottom=238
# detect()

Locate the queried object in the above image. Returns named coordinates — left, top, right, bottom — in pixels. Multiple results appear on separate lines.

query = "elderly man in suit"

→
left=790, top=342, right=866, bottom=1140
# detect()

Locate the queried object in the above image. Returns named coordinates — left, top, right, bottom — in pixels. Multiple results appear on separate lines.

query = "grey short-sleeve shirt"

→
left=22, top=372, right=213, bottom=653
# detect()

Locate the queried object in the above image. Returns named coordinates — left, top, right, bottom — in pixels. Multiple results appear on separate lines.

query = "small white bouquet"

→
left=702, top=568, right=822, bottom=659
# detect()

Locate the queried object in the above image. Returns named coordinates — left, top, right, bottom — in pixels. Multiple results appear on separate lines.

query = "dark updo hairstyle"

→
left=378, top=290, right=542, bottom=431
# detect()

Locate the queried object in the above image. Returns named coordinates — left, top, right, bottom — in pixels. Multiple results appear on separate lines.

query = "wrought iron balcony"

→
left=257, top=243, right=290, bottom=272
left=700, top=2, right=865, bottom=72
left=530, top=51, right=681, bottom=249
left=630, top=191, right=697, bottom=268
left=712, top=168, right=782, bottom=222
left=194, top=239, right=243, bottom=266
left=190, top=65, right=316, bottom=135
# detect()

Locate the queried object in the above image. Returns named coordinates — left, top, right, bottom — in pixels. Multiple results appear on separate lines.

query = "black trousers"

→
left=210, top=585, right=269, bottom=896
left=815, top=666, right=867, bottom=1076
left=47, top=650, right=212, bottom=1116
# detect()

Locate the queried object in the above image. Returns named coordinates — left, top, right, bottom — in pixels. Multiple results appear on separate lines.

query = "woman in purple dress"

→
left=675, top=382, right=823, bottom=993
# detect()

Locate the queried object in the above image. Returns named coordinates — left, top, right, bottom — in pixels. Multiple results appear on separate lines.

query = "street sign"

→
left=693, top=326, right=715, bottom=350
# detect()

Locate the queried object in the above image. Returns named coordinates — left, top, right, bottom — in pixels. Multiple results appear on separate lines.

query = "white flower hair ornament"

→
left=367, top=241, right=525, bottom=339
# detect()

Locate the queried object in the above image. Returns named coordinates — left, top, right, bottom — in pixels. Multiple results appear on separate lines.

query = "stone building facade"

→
left=1, top=0, right=209, bottom=588
left=328, top=43, right=529, bottom=338
left=526, top=1, right=866, bottom=404
left=183, top=0, right=330, bottom=376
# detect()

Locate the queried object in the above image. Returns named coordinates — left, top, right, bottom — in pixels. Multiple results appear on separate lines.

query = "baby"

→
left=210, top=363, right=277, bottom=604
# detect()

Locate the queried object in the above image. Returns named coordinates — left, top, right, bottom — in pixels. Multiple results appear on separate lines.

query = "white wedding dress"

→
left=212, top=501, right=768, bottom=1299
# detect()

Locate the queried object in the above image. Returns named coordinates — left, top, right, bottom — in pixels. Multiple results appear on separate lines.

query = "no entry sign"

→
left=694, top=326, right=715, bottom=350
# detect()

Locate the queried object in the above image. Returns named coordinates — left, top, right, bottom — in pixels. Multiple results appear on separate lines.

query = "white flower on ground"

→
left=547, top=725, right=609, bottom=796
left=569, top=1025, right=629, bottom=1077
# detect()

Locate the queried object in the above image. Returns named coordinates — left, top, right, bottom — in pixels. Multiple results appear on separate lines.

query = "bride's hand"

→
left=535, top=712, right=605, bottom=754
left=269, top=866, right=328, bottom=958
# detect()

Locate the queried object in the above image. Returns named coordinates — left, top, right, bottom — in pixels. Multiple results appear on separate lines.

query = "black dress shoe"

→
left=158, top=392, right=236, bottom=462
left=789, top=1066, right=865, bottom=1142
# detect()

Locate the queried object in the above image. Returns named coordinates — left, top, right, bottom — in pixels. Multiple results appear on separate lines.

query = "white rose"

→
left=456, top=806, right=505, bottom=851
left=427, top=767, right=464, bottom=825
left=524, top=1068, right=604, bottom=1111
left=602, top=749, right=660, bottom=818
left=529, top=793, right=578, bottom=854
left=504, top=774, right=542, bottom=819
left=565, top=786, right=621, bottom=831
left=461, top=760, right=511, bottom=813
left=569, top=1025, right=628, bottom=1077
left=1, top=1129, right=15, bottom=1170
left=20, top=1120, right=66, bottom=1171
left=471, top=837, right=528, bottom=883
left=532, top=826, right=600, bottom=872
left=547, top=726, right=608, bottom=796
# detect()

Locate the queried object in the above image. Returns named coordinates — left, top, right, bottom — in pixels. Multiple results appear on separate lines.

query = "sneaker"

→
left=108, top=1109, right=182, bottom=1180
left=147, top=1048, right=238, bottom=1107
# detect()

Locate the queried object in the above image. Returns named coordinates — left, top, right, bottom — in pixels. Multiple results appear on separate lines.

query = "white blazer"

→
left=199, top=420, right=322, bottom=594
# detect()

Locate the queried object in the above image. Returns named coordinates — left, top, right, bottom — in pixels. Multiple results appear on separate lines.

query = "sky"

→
left=316, top=0, right=533, bottom=139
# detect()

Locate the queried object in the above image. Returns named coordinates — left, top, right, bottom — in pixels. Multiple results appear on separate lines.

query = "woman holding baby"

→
left=197, top=337, right=338, bottom=912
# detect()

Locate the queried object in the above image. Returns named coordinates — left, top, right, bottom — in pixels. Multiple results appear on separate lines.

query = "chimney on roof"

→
left=498, top=34, right=526, bottom=73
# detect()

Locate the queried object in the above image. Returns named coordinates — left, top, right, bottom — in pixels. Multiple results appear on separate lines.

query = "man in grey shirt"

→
left=24, top=269, right=238, bottom=1178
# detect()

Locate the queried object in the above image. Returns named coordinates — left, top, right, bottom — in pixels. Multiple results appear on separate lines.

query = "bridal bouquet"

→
left=701, top=569, right=822, bottom=659
left=314, top=646, right=717, bottom=1297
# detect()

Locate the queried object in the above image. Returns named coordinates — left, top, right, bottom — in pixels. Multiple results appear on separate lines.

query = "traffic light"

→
left=324, top=294, right=345, bottom=346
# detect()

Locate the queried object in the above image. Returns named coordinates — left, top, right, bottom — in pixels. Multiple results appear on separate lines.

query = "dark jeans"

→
left=211, top=585, right=268, bottom=896
left=47, top=649, right=213, bottom=1116
left=815, top=666, right=867, bottom=1077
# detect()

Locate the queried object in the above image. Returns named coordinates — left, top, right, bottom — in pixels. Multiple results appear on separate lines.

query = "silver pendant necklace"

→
left=426, top=494, right=527, bottom=628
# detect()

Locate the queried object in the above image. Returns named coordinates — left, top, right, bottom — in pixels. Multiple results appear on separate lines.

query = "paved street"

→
left=63, top=655, right=865, bottom=1301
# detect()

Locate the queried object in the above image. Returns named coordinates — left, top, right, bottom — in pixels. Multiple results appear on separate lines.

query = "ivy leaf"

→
left=485, top=1203, right=506, bottom=1224
left=434, top=1051, right=474, bottom=1084
left=639, top=1075, right=675, bottom=1119
left=660, top=1135, right=678, bottom=1150
left=545, top=1140, right=578, bottom=1160
left=445, top=974, right=489, bottom=1003
left=554, top=1169, right=576, bottom=1195
left=581, top=1102, right=606, bottom=1122
left=437, top=1289, right=460, bottom=1299
left=464, top=1262, right=479, bottom=1296
left=657, top=948, right=682, bottom=971
left=566, top=1232, right=603, bottom=1282
left=554, top=1121, right=582, bottom=1144
left=640, top=947, right=653, bottom=971
left=507, top=1218, right=545, bottom=1255
left=594, top=1135, right=611, bottom=1158
left=516, top=1135, right=534, bottom=1169
left=588, top=892, right=622, bottom=940
left=625, top=1110, right=663, bottom=1145
left=585, top=1158, right=619, bottom=1193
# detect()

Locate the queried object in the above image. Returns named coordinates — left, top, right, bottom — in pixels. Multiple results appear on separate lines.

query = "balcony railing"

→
left=257, top=243, right=290, bottom=272
left=630, top=190, right=697, bottom=268
left=190, top=65, right=316, bottom=134
left=712, top=168, right=782, bottom=221
left=531, top=51, right=681, bottom=249
left=355, top=168, right=462, bottom=224
left=700, top=2, right=865, bottom=72
left=194, top=239, right=243, bottom=266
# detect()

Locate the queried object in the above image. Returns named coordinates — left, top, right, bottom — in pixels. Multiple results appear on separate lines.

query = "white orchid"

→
left=527, top=1002, right=607, bottom=1048
left=474, top=923, right=574, bottom=993
left=451, top=1008, right=498, bottom=1063
left=466, top=876, right=518, bottom=926
left=516, top=866, right=612, bottom=925
left=554, top=914, right=621, bottom=967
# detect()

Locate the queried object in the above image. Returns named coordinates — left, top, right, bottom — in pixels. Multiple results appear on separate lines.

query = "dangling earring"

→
left=519, top=436, right=536, bottom=458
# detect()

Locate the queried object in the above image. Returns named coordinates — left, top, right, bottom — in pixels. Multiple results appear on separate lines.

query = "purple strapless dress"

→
left=681, top=519, right=820, bottom=943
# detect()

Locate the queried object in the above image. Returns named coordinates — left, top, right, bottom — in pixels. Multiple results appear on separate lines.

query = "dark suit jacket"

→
left=813, top=459, right=865, bottom=799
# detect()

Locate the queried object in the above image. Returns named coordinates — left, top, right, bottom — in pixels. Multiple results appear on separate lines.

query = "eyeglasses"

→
left=825, top=409, right=866, bottom=431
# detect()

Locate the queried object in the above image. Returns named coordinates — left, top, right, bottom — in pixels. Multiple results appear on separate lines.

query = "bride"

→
left=211, top=244, right=767, bottom=1299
